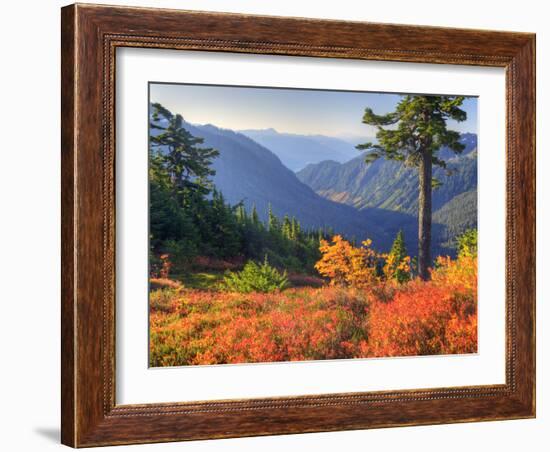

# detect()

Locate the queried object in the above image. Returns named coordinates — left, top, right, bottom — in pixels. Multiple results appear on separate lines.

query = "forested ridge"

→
left=149, top=103, right=329, bottom=278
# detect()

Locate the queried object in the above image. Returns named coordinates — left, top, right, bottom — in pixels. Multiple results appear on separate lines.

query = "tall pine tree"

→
left=357, top=95, right=467, bottom=279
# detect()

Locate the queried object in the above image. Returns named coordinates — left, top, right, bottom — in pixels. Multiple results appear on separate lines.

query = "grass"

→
left=174, top=271, right=226, bottom=290
left=174, top=270, right=324, bottom=291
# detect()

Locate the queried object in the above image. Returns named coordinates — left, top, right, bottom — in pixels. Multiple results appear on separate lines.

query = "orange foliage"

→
left=315, top=235, right=380, bottom=288
left=365, top=253, right=477, bottom=357
left=149, top=286, right=370, bottom=366
left=431, top=254, right=477, bottom=295
left=159, top=254, right=171, bottom=279
left=382, top=253, right=412, bottom=283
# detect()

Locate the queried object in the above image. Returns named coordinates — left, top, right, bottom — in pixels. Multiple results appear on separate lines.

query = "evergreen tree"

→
left=235, top=203, right=247, bottom=224
left=268, top=203, right=280, bottom=232
left=251, top=204, right=260, bottom=227
left=150, top=102, right=219, bottom=205
left=385, top=230, right=411, bottom=283
left=149, top=179, right=198, bottom=252
left=282, top=215, right=292, bottom=240
left=291, top=217, right=301, bottom=240
left=357, top=95, right=467, bottom=279
left=201, top=189, right=242, bottom=258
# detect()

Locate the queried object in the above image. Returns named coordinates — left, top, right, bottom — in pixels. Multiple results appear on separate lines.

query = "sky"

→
left=150, top=83, right=478, bottom=138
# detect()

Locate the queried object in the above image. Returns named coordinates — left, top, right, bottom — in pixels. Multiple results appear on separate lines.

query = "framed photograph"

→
left=61, top=3, right=535, bottom=447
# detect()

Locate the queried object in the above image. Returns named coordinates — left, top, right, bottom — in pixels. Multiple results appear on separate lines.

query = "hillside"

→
left=433, top=190, right=478, bottom=249
left=297, top=133, right=477, bottom=213
left=296, top=134, right=478, bottom=255
left=176, top=122, right=396, bottom=249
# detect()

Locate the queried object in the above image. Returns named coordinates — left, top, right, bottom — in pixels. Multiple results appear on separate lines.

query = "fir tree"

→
left=384, top=230, right=411, bottom=283
left=251, top=204, right=260, bottom=226
left=357, top=95, right=467, bottom=279
left=291, top=217, right=301, bottom=240
left=150, top=102, right=219, bottom=205
left=268, top=203, right=280, bottom=232
left=235, top=203, right=247, bottom=224
left=202, top=189, right=242, bottom=258
left=282, top=215, right=292, bottom=240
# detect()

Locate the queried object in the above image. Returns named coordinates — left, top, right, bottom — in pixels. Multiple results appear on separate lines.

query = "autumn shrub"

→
left=149, top=287, right=182, bottom=313
left=456, top=228, right=478, bottom=258
left=369, top=283, right=398, bottom=304
left=315, top=235, right=380, bottom=288
left=365, top=252, right=478, bottom=357
left=149, top=253, right=172, bottom=279
left=365, top=281, right=477, bottom=357
left=150, top=243, right=478, bottom=366
left=431, top=255, right=477, bottom=294
left=223, top=258, right=289, bottom=293
left=149, top=286, right=370, bottom=366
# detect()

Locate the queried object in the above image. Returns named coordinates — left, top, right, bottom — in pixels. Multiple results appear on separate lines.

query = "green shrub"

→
left=223, top=258, right=289, bottom=293
left=456, top=229, right=478, bottom=258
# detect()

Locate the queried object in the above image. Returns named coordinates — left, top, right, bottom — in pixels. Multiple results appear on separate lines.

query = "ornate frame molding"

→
left=62, top=4, right=535, bottom=447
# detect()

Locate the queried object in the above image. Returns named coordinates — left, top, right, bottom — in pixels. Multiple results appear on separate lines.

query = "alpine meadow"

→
left=148, top=84, right=478, bottom=367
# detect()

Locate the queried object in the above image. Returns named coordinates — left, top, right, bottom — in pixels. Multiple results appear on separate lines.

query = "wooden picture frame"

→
left=61, top=3, right=535, bottom=447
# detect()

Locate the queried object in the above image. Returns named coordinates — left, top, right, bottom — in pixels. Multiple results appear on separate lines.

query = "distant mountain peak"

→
left=238, top=129, right=362, bottom=171
left=239, top=127, right=279, bottom=135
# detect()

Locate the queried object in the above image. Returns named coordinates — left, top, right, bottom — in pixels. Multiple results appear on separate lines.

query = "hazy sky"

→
left=150, top=83, right=478, bottom=137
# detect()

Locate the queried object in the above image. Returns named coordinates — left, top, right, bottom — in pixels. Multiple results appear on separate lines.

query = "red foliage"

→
left=150, top=286, right=371, bottom=366
left=149, top=253, right=477, bottom=366
left=364, top=254, right=477, bottom=357
left=364, top=281, right=476, bottom=357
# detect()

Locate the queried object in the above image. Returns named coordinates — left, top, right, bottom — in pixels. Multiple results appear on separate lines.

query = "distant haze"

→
left=150, top=83, right=478, bottom=138
left=239, top=128, right=370, bottom=171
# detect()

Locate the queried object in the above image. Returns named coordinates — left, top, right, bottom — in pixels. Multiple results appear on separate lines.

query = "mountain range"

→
left=175, top=122, right=401, bottom=250
left=240, top=128, right=367, bottom=171
left=152, top=113, right=477, bottom=257
left=296, top=133, right=478, bottom=254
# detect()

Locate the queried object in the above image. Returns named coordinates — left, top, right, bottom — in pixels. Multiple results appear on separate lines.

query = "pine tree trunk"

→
left=418, top=150, right=432, bottom=280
